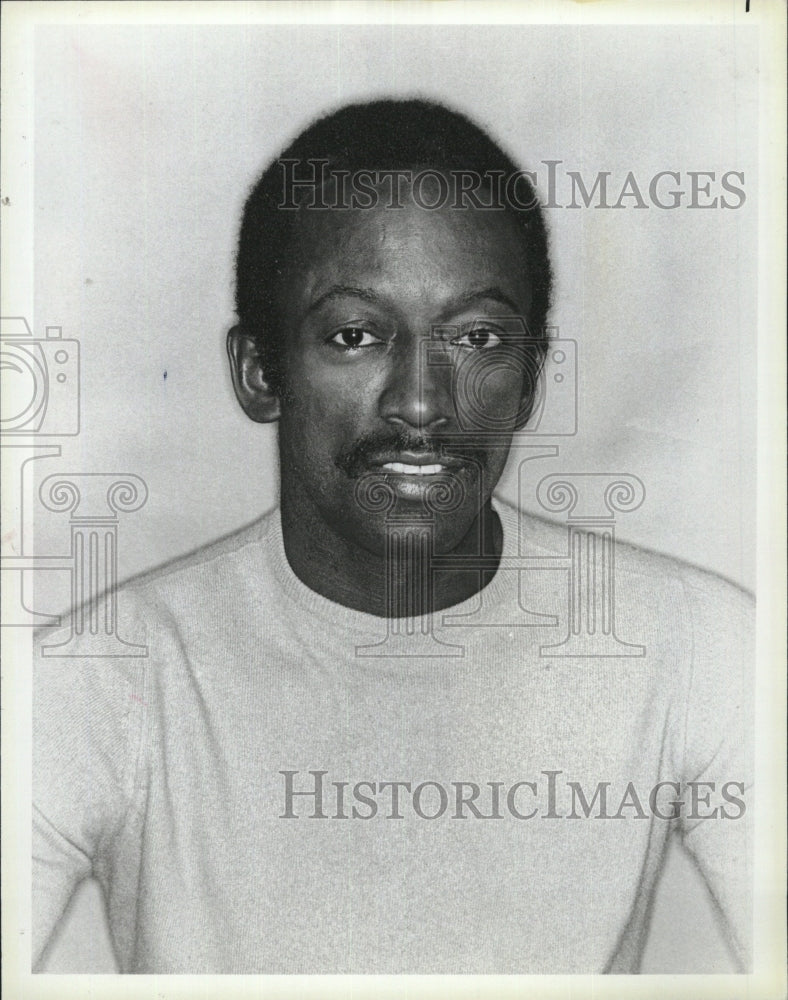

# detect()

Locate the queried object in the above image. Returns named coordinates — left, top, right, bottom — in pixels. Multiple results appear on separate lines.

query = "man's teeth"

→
left=381, top=462, right=445, bottom=475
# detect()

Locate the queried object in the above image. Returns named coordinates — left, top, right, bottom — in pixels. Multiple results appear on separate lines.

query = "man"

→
left=33, top=99, right=752, bottom=974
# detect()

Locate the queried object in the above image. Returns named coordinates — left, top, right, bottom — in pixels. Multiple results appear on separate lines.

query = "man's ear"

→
left=226, top=325, right=281, bottom=423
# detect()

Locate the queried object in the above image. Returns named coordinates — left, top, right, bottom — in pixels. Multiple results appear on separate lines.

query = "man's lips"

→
left=334, top=432, right=486, bottom=481
left=380, top=462, right=445, bottom=475
left=368, top=451, right=465, bottom=476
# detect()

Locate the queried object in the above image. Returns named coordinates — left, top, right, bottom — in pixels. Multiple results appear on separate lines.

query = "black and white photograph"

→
left=1, top=1, right=785, bottom=997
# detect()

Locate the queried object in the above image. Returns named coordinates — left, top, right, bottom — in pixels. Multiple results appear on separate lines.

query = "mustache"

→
left=334, top=429, right=489, bottom=479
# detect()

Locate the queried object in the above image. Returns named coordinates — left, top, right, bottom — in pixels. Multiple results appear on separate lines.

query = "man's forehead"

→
left=283, top=195, right=530, bottom=303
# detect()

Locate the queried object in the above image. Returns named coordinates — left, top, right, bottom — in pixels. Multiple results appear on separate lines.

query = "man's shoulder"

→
left=122, top=509, right=278, bottom=603
left=499, top=496, right=753, bottom=609
left=35, top=509, right=281, bottom=654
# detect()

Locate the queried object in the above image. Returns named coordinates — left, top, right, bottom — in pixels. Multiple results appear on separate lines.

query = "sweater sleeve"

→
left=32, top=624, right=147, bottom=968
left=677, top=568, right=754, bottom=971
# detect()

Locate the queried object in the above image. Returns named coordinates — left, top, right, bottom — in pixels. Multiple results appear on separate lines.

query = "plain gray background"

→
left=29, top=22, right=757, bottom=973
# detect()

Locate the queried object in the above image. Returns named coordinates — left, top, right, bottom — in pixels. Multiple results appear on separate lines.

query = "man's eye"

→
left=451, top=328, right=503, bottom=350
left=328, top=327, right=383, bottom=349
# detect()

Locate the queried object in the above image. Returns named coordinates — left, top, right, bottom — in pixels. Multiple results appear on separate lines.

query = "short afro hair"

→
left=235, top=98, right=553, bottom=393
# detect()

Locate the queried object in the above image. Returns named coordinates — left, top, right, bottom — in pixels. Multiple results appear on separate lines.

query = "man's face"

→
left=274, top=183, right=535, bottom=556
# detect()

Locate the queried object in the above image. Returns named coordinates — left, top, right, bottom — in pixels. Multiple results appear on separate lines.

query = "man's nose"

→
left=378, top=336, right=452, bottom=432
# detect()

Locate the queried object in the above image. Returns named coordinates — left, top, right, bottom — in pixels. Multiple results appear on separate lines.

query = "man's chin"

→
left=331, top=498, right=491, bottom=560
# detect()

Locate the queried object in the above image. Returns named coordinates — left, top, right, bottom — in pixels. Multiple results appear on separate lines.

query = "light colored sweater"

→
left=33, top=498, right=753, bottom=973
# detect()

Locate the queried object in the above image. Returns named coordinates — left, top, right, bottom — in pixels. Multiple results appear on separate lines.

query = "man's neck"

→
left=279, top=497, right=503, bottom=618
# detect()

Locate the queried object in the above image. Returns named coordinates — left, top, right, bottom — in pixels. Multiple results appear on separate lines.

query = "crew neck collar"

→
left=266, top=496, right=519, bottom=636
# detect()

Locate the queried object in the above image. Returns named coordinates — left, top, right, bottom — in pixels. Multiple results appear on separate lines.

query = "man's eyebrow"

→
left=304, top=284, right=525, bottom=318
left=305, top=285, right=384, bottom=315
left=440, top=287, right=524, bottom=318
